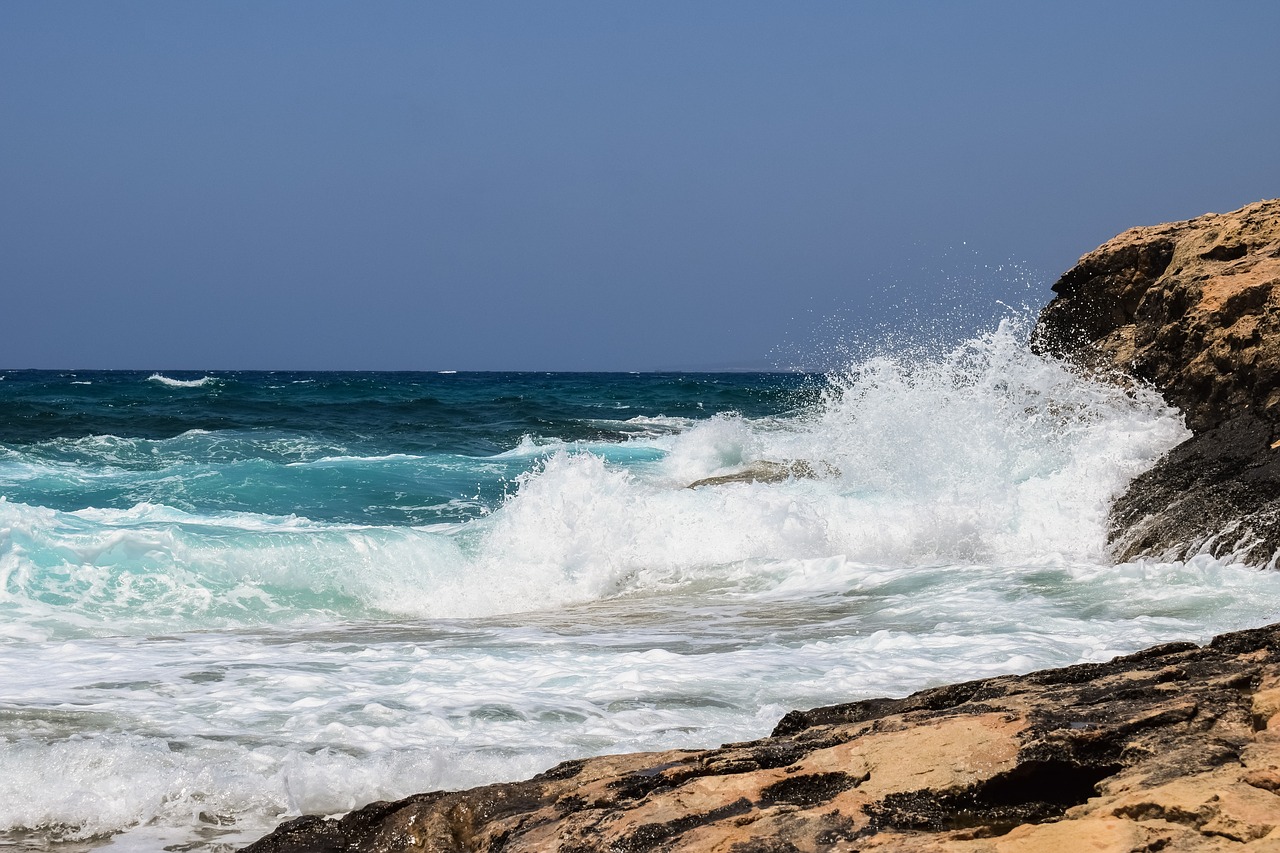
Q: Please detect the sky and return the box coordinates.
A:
[1,2,1277,371]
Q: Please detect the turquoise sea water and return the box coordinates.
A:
[4,324,1280,850]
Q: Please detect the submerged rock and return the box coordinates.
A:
[687,460,835,488]
[1033,199,1280,564]
[243,622,1280,852]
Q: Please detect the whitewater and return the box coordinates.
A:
[5,321,1280,851]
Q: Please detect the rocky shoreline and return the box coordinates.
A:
[1033,199,1280,565]
[243,201,1280,852]
[247,625,1280,852]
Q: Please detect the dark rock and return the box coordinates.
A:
[1110,412,1280,564]
[1033,198,1280,564]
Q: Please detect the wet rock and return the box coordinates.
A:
[242,623,1280,852]
[1033,198,1280,563]
[687,460,835,488]
[1109,412,1280,564]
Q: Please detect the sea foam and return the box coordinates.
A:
[0,322,1190,634]
[147,373,218,388]
[1,323,1250,851]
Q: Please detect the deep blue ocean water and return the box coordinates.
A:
[0,370,811,524]
[3,331,1279,850]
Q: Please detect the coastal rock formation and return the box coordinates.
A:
[1033,199,1280,564]
[244,623,1280,852]
[242,203,1280,852]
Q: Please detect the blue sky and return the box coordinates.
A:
[2,2,1277,370]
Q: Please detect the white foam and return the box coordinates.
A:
[0,731,549,843]
[147,373,218,388]
[67,501,324,529]
[489,434,566,458]
[428,320,1187,612]
[1,323,1240,851]
[6,549,1280,846]
[286,453,427,467]
[0,322,1192,632]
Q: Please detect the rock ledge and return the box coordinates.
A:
[245,624,1280,852]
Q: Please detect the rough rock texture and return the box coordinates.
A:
[243,623,1280,852]
[1032,199,1280,564]
[1108,413,1280,565]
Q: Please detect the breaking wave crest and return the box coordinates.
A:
[12,322,1280,853]
[0,322,1190,636]
[147,373,218,388]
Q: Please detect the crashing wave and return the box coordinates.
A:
[147,373,218,388]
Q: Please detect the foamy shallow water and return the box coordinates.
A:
[7,556,1280,851]
[2,323,1275,850]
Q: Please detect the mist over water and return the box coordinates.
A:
[4,321,1279,850]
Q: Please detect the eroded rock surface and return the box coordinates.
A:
[243,624,1280,852]
[1033,199,1280,563]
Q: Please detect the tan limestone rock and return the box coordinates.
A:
[1033,199,1280,564]
[243,625,1280,853]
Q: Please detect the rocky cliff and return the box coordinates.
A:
[1032,199,1280,564]
[242,202,1280,852]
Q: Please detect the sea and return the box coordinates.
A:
[4,320,1280,851]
